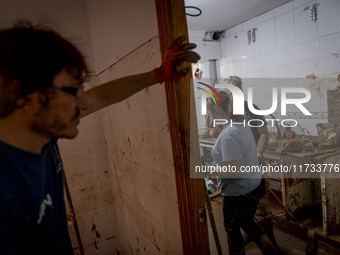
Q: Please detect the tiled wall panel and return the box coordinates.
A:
[215,0,340,135]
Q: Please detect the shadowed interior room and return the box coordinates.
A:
[0,0,340,254]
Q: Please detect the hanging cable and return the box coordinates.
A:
[185,6,202,17]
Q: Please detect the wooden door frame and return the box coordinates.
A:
[154,1,210,254]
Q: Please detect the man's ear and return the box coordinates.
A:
[16,97,26,107]
[21,92,41,111]
[6,80,38,109]
[7,80,28,108]
[4,79,21,105]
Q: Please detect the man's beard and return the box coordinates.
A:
[31,107,80,139]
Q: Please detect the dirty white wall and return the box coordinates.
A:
[85,0,182,254]
[216,0,340,136]
[60,77,116,254]
[0,0,183,254]
[0,0,95,72]
[188,31,221,60]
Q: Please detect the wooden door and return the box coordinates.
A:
[154,0,210,254]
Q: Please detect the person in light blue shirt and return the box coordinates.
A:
[212,121,262,196]
[208,90,279,255]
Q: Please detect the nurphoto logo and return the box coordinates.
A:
[196,82,312,128]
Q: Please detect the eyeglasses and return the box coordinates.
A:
[52,84,85,99]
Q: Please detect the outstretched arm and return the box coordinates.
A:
[80,36,200,118]
[80,71,158,118]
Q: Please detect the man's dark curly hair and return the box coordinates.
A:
[0,21,89,117]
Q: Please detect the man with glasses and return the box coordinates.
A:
[0,21,200,254]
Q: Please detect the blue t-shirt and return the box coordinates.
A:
[0,139,73,255]
[212,124,262,196]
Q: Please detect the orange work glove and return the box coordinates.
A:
[154,35,200,83]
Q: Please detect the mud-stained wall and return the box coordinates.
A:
[97,35,182,255]
[59,76,119,254]
[82,0,183,254]
[62,40,183,254]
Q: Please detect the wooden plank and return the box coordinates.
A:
[63,171,84,254]
[204,186,222,255]
[321,154,340,236]
[282,155,322,214]
[154,0,210,254]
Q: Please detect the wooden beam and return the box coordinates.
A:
[154,0,210,254]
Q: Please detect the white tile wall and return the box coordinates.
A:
[218,62,234,78]
[241,75,249,88]
[275,10,295,49]
[233,59,247,77]
[243,28,260,58]
[245,55,262,85]
[294,0,314,8]
[213,0,340,133]
[260,82,280,111]
[282,87,307,113]
[277,45,296,66]
[317,0,340,38]
[258,18,276,54]
[277,62,298,79]
[319,73,340,92]
[230,23,243,35]
[245,55,261,74]
[243,17,258,30]
[278,78,298,88]
[231,32,245,61]
[274,1,294,16]
[260,51,278,69]
[251,84,267,104]
[297,77,322,112]
[220,34,232,62]
[261,68,278,85]
[318,32,340,75]
[258,10,274,23]
[224,28,231,37]
[188,31,222,60]
[260,51,278,82]
[277,45,297,79]
[295,39,318,77]
[216,56,229,66]
[225,62,234,77]
[294,1,317,44]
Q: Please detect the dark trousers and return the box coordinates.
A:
[222,178,266,255]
